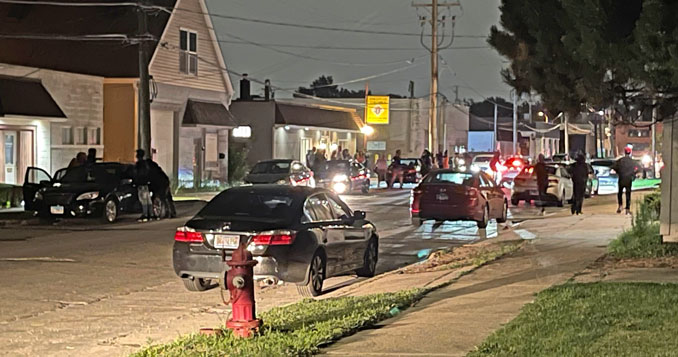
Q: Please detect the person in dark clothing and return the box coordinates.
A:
[569,153,589,215]
[613,146,637,214]
[420,149,432,176]
[147,159,176,219]
[435,151,444,168]
[68,152,87,168]
[86,148,97,165]
[534,154,549,215]
[489,151,501,181]
[389,149,405,188]
[134,149,154,222]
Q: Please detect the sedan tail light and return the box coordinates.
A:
[410,188,422,213]
[174,226,203,242]
[251,230,297,245]
[466,187,479,206]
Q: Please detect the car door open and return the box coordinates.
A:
[23,167,52,211]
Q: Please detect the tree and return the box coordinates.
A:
[297,75,404,98]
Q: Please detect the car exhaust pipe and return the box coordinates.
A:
[263,277,278,286]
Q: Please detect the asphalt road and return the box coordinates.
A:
[0,187,574,356]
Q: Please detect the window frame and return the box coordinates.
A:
[179,28,198,76]
[61,126,73,145]
[301,193,336,224]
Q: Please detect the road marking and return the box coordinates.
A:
[0,257,76,262]
[514,229,537,240]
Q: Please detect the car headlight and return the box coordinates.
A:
[76,191,99,201]
[415,166,421,172]
[276,179,288,185]
[332,182,348,194]
[34,191,43,201]
[333,174,349,182]
[458,158,466,166]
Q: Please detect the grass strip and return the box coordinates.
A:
[469,282,678,357]
[133,289,425,357]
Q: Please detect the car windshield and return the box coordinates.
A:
[425,172,475,185]
[58,165,122,184]
[250,161,291,174]
[198,190,301,222]
[400,159,419,166]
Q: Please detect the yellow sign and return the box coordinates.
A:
[365,95,390,124]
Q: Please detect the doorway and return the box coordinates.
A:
[3,131,17,184]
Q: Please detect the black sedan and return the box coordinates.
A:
[314,160,370,194]
[23,163,158,223]
[172,185,378,297]
[244,159,315,187]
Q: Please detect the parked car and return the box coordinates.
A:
[386,158,423,184]
[314,160,370,194]
[23,163,158,222]
[591,158,642,195]
[244,159,314,187]
[550,153,571,163]
[470,154,495,176]
[511,165,574,206]
[561,162,598,197]
[172,185,378,297]
[410,169,508,228]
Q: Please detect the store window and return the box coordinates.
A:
[87,127,101,145]
[61,126,73,145]
[75,127,86,145]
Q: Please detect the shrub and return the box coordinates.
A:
[228,148,249,184]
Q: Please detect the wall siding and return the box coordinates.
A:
[150,0,229,94]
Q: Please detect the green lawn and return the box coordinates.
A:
[470,282,678,357]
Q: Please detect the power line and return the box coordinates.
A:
[0,33,150,41]
[214,39,491,51]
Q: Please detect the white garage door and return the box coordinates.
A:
[151,109,174,176]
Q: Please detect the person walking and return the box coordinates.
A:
[134,149,154,222]
[389,150,405,188]
[535,154,549,215]
[569,153,589,215]
[489,151,501,181]
[147,157,176,219]
[613,146,637,214]
[420,149,432,176]
[306,147,316,170]
[442,150,450,169]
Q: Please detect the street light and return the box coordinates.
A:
[361,125,375,136]
[537,111,549,122]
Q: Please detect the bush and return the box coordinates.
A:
[641,191,660,221]
[228,148,249,184]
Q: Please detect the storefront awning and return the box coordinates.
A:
[182,99,237,127]
[275,103,361,132]
[0,76,66,118]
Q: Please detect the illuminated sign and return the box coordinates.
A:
[366,95,390,124]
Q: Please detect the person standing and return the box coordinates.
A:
[569,153,589,215]
[134,149,154,222]
[535,154,549,215]
[86,148,97,165]
[306,147,316,170]
[389,149,405,188]
[489,151,501,181]
[613,146,637,214]
[420,149,432,176]
[147,157,176,219]
[442,150,450,169]
[68,152,87,168]
[374,155,388,187]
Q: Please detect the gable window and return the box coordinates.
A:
[179,29,198,75]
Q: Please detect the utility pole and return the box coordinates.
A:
[511,90,518,155]
[493,102,498,151]
[413,0,460,153]
[564,113,570,156]
[137,0,151,158]
[652,100,657,178]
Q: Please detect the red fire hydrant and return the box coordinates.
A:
[224,241,261,338]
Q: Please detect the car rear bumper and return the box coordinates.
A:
[412,203,482,222]
[172,242,309,284]
[36,198,104,218]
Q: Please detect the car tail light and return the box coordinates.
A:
[174,226,203,242]
[410,188,422,213]
[251,230,297,245]
[549,178,559,185]
[466,187,479,206]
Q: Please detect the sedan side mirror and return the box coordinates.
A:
[353,210,366,220]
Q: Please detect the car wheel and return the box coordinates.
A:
[297,252,326,297]
[356,238,378,277]
[477,205,489,229]
[103,198,119,223]
[557,190,566,207]
[153,196,166,218]
[182,277,211,292]
[511,197,519,206]
[497,200,508,223]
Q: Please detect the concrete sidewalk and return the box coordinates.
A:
[323,207,631,356]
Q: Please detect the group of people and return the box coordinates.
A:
[532,147,636,216]
[371,148,451,189]
[305,146,367,171]
[66,148,176,222]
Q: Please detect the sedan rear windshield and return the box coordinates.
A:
[473,156,492,163]
[250,162,291,174]
[198,190,301,221]
[400,159,419,166]
[424,172,475,185]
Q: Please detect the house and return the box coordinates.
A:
[0,0,235,189]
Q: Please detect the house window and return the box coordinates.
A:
[179,29,198,75]
[61,126,73,145]
[87,127,101,145]
[627,129,650,138]
[74,127,86,145]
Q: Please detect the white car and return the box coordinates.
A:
[511,165,574,206]
[471,154,496,175]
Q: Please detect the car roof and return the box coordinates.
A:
[255,159,294,164]
[224,184,326,198]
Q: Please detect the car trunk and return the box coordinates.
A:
[186,217,291,253]
[419,183,470,214]
[245,173,289,184]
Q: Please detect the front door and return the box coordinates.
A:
[4,131,17,184]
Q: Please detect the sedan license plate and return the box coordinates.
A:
[213,234,240,249]
[50,205,65,215]
[436,193,449,201]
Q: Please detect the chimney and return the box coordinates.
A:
[264,79,271,101]
[240,74,251,101]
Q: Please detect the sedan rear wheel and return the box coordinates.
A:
[477,205,489,229]
[297,252,325,297]
[356,238,378,277]
[557,190,566,207]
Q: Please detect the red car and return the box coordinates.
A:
[410,169,508,228]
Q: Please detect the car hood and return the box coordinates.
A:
[186,216,292,232]
[43,182,103,195]
[245,173,289,184]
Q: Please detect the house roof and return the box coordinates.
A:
[274,102,361,132]
[0,75,66,118]
[0,0,175,77]
[182,99,237,127]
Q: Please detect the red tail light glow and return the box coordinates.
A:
[466,187,479,206]
[251,230,297,245]
[174,226,204,242]
[410,188,422,213]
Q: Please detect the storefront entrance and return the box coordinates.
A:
[0,128,35,185]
